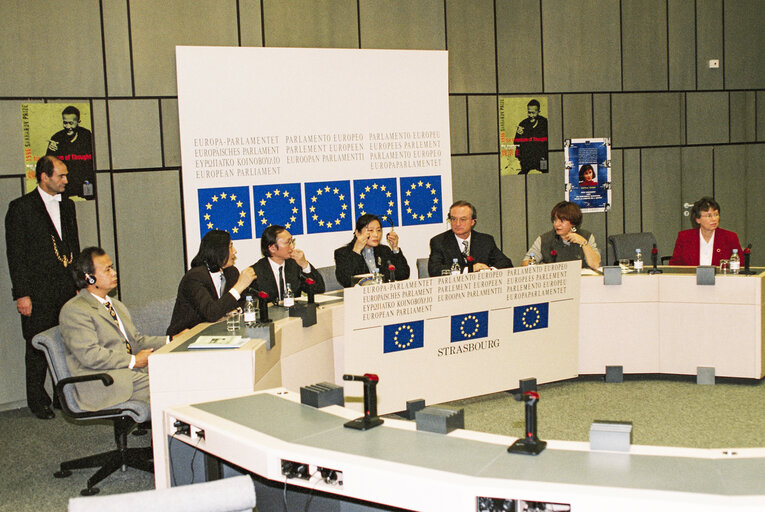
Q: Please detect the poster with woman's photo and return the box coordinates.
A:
[564,138,610,212]
[499,97,549,175]
[21,103,96,200]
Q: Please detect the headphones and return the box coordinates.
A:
[84,273,96,286]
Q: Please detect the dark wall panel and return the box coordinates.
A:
[468,96,499,154]
[446,0,496,94]
[562,94,593,140]
[713,145,747,237]
[724,0,765,89]
[621,0,668,91]
[696,0,724,91]
[686,92,729,144]
[730,92,756,144]
[612,93,683,147]
[542,0,622,92]
[641,147,683,255]
[130,0,240,97]
[360,0,445,50]
[668,0,696,91]
[497,0,543,93]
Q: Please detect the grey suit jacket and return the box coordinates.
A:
[59,289,165,411]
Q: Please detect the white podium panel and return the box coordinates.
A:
[579,269,765,378]
[343,262,582,414]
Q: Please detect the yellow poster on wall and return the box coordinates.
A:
[498,97,549,176]
[21,103,96,200]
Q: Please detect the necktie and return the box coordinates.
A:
[278,266,285,300]
[462,240,469,258]
[220,273,226,298]
[104,301,132,354]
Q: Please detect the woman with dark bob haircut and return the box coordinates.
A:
[166,230,256,337]
[521,201,601,269]
[334,214,410,288]
[669,196,742,266]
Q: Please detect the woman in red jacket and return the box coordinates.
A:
[669,197,742,266]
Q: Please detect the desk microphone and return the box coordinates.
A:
[741,243,754,275]
[387,260,395,282]
[342,373,383,430]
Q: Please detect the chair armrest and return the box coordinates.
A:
[55,373,125,419]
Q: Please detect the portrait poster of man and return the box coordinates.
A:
[499,96,549,175]
[21,103,96,200]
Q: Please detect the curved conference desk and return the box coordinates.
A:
[150,266,765,508]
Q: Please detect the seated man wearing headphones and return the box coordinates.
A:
[59,247,167,410]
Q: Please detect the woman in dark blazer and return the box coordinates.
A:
[334,214,410,288]
[166,230,256,337]
[669,197,743,266]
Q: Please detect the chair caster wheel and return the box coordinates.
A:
[54,469,72,478]
[81,487,100,496]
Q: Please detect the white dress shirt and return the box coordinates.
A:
[37,186,62,239]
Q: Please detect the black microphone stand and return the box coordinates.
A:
[740,244,755,275]
[648,244,663,274]
[343,373,384,430]
[507,391,546,455]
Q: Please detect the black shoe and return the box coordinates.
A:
[32,406,55,420]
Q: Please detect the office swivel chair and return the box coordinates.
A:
[32,326,153,496]
[608,232,671,265]
[317,265,342,291]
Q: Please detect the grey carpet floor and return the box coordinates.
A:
[3,376,764,511]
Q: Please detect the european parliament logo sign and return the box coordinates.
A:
[252,183,304,237]
[400,175,442,226]
[451,311,489,342]
[197,186,252,240]
[305,180,353,234]
[513,302,549,333]
[353,177,398,226]
[383,320,424,354]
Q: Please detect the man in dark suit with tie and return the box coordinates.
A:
[5,156,80,419]
[59,247,166,411]
[427,200,513,277]
[250,225,325,303]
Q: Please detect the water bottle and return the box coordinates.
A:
[372,267,384,284]
[527,252,536,266]
[243,295,257,327]
[634,248,644,272]
[730,249,740,274]
[450,258,461,275]
[283,283,294,307]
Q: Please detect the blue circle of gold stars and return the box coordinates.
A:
[459,314,481,339]
[309,185,348,228]
[393,324,415,349]
[257,187,299,230]
[203,191,247,234]
[357,181,396,222]
[521,306,541,329]
[403,180,439,222]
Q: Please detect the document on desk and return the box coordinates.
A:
[188,335,247,349]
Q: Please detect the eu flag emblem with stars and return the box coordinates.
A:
[197,186,252,240]
[252,183,304,237]
[383,320,424,354]
[451,311,489,342]
[353,178,398,226]
[513,302,549,333]
[305,180,353,234]
[400,175,442,226]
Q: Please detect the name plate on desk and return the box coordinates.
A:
[343,262,582,414]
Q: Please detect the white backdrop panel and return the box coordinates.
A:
[176,46,452,269]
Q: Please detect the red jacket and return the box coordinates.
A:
[669,228,743,266]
